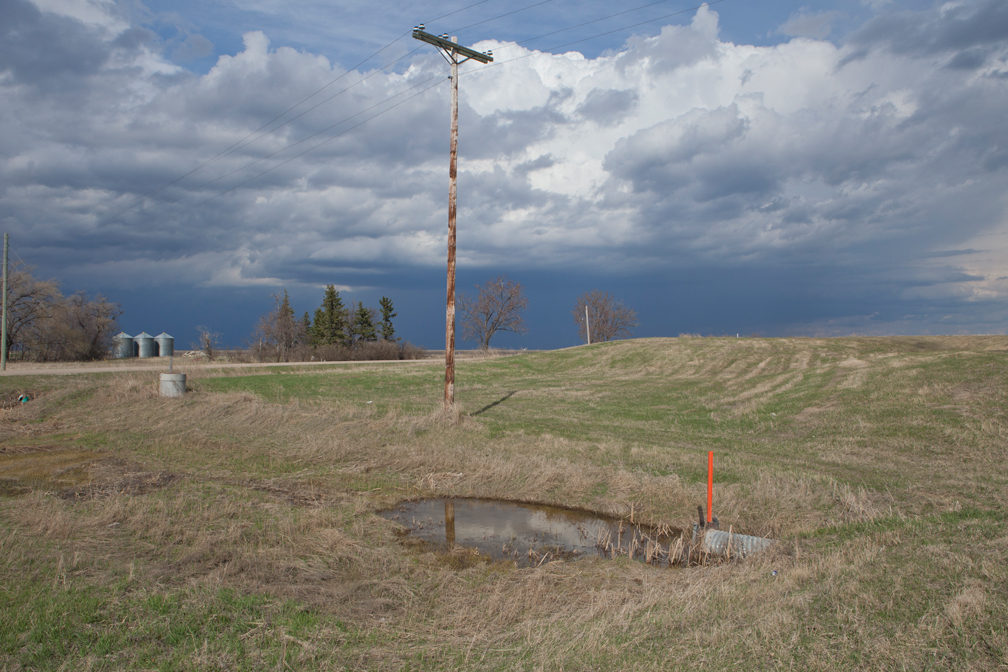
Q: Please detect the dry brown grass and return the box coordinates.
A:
[1,336,1006,669]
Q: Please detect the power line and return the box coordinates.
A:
[441,0,560,35]
[193,48,424,167]
[81,0,553,234]
[82,47,430,234]
[426,0,498,23]
[78,0,731,235]
[122,0,508,206]
[83,40,422,233]
[130,71,449,229]
[505,0,695,46]
[124,74,450,236]
[459,0,730,73]
[203,0,728,195]
[131,1,729,229]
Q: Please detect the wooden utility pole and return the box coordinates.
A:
[1,233,7,371]
[412,26,493,408]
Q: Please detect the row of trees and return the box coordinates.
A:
[252,286,401,362]
[2,262,122,361]
[248,277,638,360]
[458,275,638,349]
[0,261,637,361]
[306,286,396,347]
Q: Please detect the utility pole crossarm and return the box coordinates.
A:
[412,28,493,63]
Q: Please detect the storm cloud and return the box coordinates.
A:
[2,0,1007,346]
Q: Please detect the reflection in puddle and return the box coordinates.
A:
[380,498,685,567]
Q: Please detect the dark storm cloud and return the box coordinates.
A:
[604,105,752,195]
[461,88,574,161]
[0,0,111,85]
[3,0,1008,344]
[847,0,1008,68]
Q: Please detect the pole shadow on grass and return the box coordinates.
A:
[471,391,517,416]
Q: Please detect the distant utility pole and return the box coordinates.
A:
[412,25,493,409]
[1,233,7,371]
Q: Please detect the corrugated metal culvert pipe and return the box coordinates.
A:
[702,527,773,558]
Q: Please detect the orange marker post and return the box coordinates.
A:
[707,451,713,524]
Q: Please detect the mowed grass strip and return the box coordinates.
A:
[200,337,1008,508]
[0,336,1006,669]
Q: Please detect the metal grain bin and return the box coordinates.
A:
[134,332,155,358]
[155,332,174,357]
[113,332,134,359]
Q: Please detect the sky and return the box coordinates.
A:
[2,0,1007,350]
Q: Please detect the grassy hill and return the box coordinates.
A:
[1,336,1006,669]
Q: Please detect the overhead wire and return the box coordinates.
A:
[440,0,560,34]
[175,0,730,224]
[81,0,559,234]
[426,0,497,23]
[84,36,413,229]
[125,73,451,236]
[80,45,429,234]
[82,0,730,236]
[460,0,730,71]
[200,0,516,166]
[10,249,28,268]
[82,41,420,233]
[503,0,700,46]
[127,70,450,231]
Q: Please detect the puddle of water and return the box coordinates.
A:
[0,449,106,497]
[380,498,685,568]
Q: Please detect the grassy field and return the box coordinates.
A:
[0,336,1006,670]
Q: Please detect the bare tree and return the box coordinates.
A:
[27,293,122,362]
[3,261,61,358]
[3,262,122,361]
[572,290,638,343]
[252,290,298,361]
[57,292,122,360]
[194,325,221,361]
[458,275,529,350]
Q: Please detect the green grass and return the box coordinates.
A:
[197,338,1005,505]
[1,336,1007,669]
[0,573,351,670]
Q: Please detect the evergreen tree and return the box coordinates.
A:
[300,311,311,345]
[351,301,377,343]
[310,307,325,346]
[318,285,349,346]
[379,296,397,342]
[277,290,296,359]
